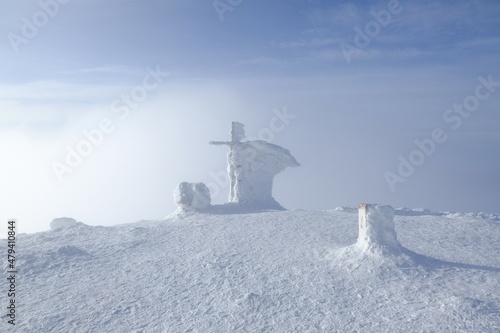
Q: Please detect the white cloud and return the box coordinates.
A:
[59,65,143,76]
[0,81,126,103]
[235,57,293,66]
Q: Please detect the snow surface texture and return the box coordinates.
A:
[173,182,211,213]
[12,208,500,332]
[49,217,80,230]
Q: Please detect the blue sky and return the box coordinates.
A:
[1,0,500,234]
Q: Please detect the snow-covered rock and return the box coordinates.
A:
[174,182,211,212]
[356,204,402,254]
[50,217,79,230]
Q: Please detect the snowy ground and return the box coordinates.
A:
[5,208,500,332]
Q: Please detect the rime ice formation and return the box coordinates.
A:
[356,204,402,254]
[174,182,211,212]
[230,121,245,142]
[172,122,299,214]
[210,122,299,210]
[50,217,79,230]
[227,140,300,209]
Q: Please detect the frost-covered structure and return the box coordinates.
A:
[174,182,211,212]
[210,122,300,210]
[357,204,402,254]
[50,217,79,230]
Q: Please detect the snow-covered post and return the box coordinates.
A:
[357,204,402,254]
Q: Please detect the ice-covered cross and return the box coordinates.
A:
[210,122,299,210]
[209,122,246,147]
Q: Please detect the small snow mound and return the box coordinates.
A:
[395,207,434,216]
[50,217,80,230]
[475,212,500,221]
[445,211,500,221]
[394,207,500,221]
[333,206,357,213]
[174,182,211,213]
[356,204,402,255]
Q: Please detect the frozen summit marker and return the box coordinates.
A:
[357,203,402,255]
[210,122,300,210]
[172,121,299,214]
[209,121,246,147]
[209,122,248,204]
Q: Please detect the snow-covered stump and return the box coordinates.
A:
[357,204,402,255]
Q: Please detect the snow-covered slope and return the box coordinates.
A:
[8,208,500,332]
